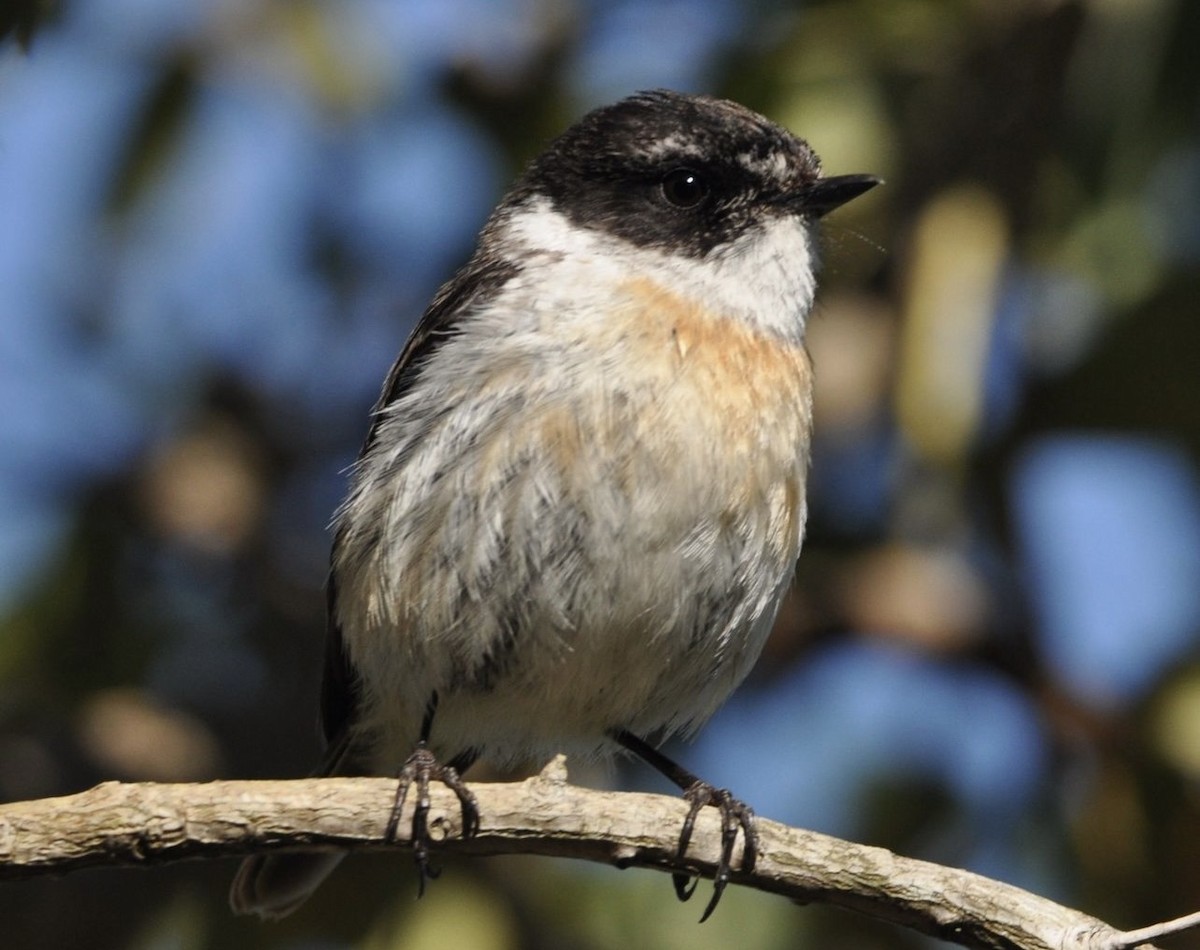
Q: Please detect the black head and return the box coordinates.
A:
[513,90,878,258]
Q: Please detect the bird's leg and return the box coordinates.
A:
[612,729,758,922]
[385,693,481,896]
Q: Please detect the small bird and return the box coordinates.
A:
[231,89,878,922]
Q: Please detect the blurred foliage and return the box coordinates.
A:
[1,0,1199,948]
[0,0,59,50]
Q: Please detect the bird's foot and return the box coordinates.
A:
[384,742,480,896]
[672,780,758,922]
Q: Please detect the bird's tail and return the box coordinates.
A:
[229,849,346,920]
[229,735,358,920]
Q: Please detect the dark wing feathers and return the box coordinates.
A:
[362,256,523,455]
[318,565,358,751]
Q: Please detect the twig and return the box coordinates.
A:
[0,756,1190,950]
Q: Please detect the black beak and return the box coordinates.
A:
[796,174,882,218]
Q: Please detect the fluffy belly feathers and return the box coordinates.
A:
[335,276,813,766]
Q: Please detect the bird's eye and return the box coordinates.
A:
[660,168,709,208]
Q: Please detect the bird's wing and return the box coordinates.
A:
[318,255,522,758]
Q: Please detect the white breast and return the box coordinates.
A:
[334,206,816,769]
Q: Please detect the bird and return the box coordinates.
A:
[230,88,879,922]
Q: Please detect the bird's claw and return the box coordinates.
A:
[385,742,480,897]
[673,780,758,922]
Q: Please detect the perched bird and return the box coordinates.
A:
[231,89,878,922]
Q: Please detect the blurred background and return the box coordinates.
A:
[1,0,1198,947]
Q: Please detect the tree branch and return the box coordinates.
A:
[0,756,1189,949]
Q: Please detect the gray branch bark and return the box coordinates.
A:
[0,756,1182,949]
